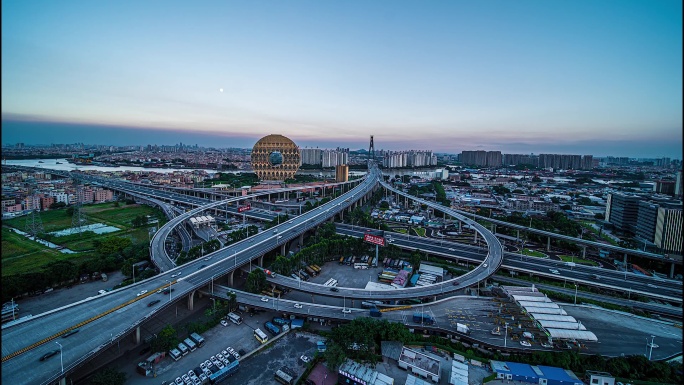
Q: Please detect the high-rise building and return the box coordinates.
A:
[655,203,682,254]
[675,170,682,199]
[335,164,349,183]
[460,150,501,167]
[605,193,641,234]
[300,148,323,165]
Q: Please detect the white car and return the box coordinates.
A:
[342,308,352,314]
[647,283,658,288]
[294,303,303,309]
[261,297,269,302]
[220,320,228,326]
[171,274,177,278]
[215,361,225,369]
[204,360,213,368]
[300,355,311,363]
[549,269,560,275]
[175,377,183,385]
[448,248,455,251]
[520,340,532,347]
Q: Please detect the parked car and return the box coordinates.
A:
[39,350,60,362]
[220,320,228,326]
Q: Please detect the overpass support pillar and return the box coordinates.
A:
[59,378,66,385]
[187,290,195,311]
[582,246,586,259]
[135,326,141,344]
[474,231,478,243]
[547,236,551,251]
[433,296,437,302]
[670,262,675,279]
[230,269,235,286]
[623,253,628,268]
[339,210,343,220]
[281,244,286,256]
[299,234,304,247]
[258,255,264,266]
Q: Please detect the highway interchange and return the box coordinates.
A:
[1,164,682,385]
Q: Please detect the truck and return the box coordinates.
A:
[264,269,277,278]
[264,321,281,336]
[369,308,382,317]
[456,323,470,335]
[413,313,435,325]
[272,317,290,327]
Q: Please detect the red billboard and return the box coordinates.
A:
[363,233,386,247]
[238,205,251,213]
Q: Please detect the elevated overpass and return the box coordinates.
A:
[0,167,378,385]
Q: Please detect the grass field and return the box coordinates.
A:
[522,248,547,258]
[412,227,426,237]
[558,254,599,266]
[2,202,165,276]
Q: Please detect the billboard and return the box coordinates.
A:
[238,205,251,213]
[364,233,386,247]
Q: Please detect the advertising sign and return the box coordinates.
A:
[363,233,386,247]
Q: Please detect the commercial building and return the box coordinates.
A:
[489,360,583,385]
[605,193,641,234]
[335,164,349,183]
[398,347,441,383]
[338,359,394,385]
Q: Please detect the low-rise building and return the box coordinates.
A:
[398,347,440,383]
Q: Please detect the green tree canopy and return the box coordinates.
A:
[90,367,127,385]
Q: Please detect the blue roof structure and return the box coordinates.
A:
[537,366,582,384]
[490,361,583,385]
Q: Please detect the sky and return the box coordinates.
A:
[2,0,682,158]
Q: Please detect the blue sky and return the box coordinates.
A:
[2,0,682,158]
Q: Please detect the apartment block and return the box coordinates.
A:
[335,164,349,183]
[655,204,683,254]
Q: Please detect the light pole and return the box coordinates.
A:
[648,335,656,360]
[55,341,63,374]
[504,322,508,348]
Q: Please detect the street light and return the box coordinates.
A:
[55,341,63,374]
[648,335,656,360]
[504,322,508,348]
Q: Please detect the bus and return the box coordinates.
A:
[298,270,310,281]
[264,321,281,336]
[311,265,321,273]
[274,369,293,385]
[254,328,269,344]
[354,263,368,269]
[184,338,197,352]
[169,348,182,361]
[227,312,242,325]
[324,278,338,287]
[305,266,317,277]
[190,332,205,347]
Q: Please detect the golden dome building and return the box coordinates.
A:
[251,134,301,181]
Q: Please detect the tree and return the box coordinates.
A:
[94,237,133,256]
[379,201,390,210]
[152,325,178,353]
[246,269,267,293]
[323,343,348,370]
[66,206,74,217]
[594,213,604,220]
[90,367,126,385]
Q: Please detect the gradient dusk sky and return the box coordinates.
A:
[2,0,682,158]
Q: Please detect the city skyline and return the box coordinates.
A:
[2,0,682,158]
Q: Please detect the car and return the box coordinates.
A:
[549,269,560,275]
[483,263,488,268]
[647,283,658,288]
[342,308,352,314]
[188,370,196,378]
[39,349,60,361]
[300,355,311,363]
[520,340,532,347]
[62,328,80,338]
[330,287,339,292]
[233,352,241,359]
[261,297,269,302]
[448,248,455,251]
[220,320,228,326]
[204,360,213,368]
[452,281,459,286]
[215,361,225,369]
[294,303,303,309]
[222,350,228,356]
[199,374,207,383]
[175,377,183,385]
[148,299,161,307]
[181,375,190,383]
[98,289,107,295]
[204,257,211,261]
[200,362,206,370]
[227,347,235,354]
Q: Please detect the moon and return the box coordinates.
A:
[219,88,223,93]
